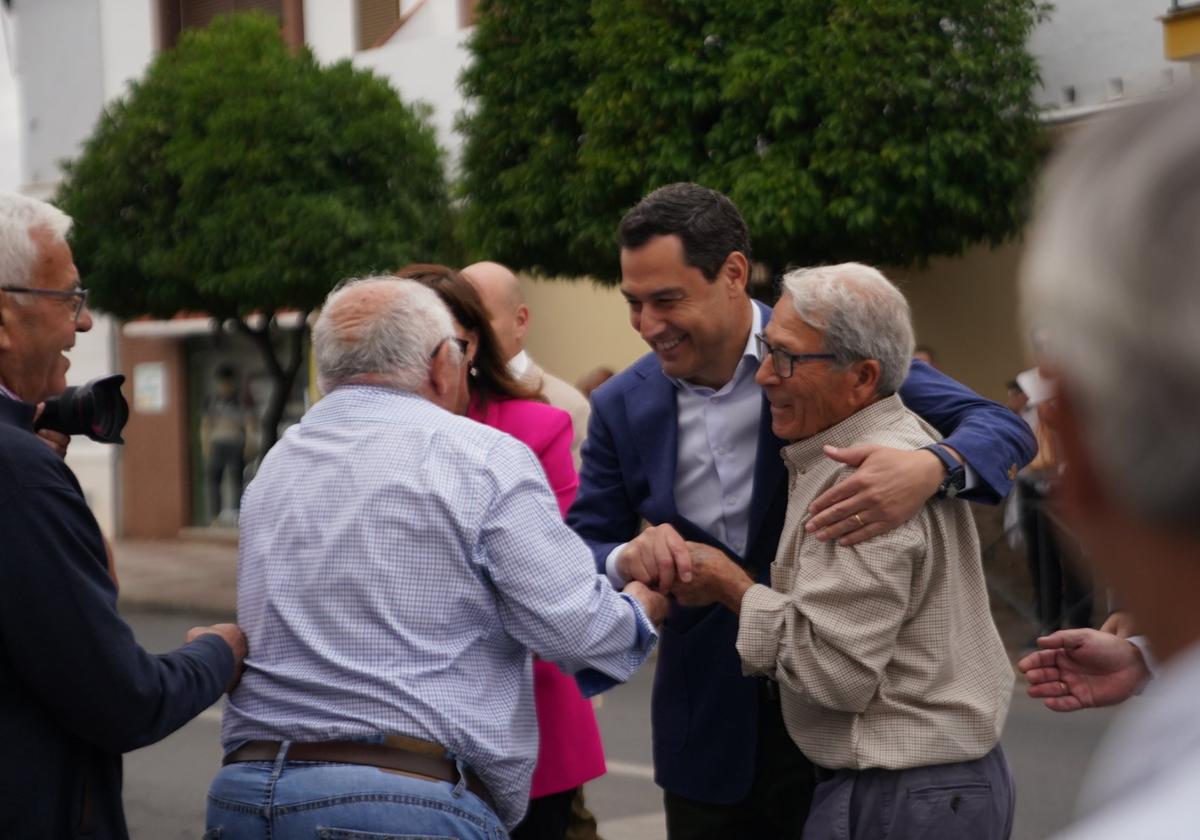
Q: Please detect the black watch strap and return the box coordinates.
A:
[924,444,967,499]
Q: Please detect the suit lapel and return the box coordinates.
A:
[745,299,788,558]
[625,364,681,522]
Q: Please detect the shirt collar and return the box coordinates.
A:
[0,382,18,402]
[507,349,531,379]
[780,394,906,472]
[668,297,761,393]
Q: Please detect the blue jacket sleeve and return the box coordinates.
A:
[0,483,234,755]
[566,391,641,573]
[898,360,1037,504]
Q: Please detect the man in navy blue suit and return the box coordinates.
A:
[566,183,1036,839]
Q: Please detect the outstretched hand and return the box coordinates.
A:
[806,445,945,545]
[670,542,754,613]
[1017,628,1150,712]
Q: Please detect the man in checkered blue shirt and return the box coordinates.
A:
[206,277,666,839]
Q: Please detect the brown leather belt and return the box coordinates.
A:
[223,738,495,811]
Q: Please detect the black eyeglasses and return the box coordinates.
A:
[431,336,471,360]
[2,285,89,323]
[754,332,834,379]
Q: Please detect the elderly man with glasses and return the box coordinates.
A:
[0,192,247,838]
[672,263,1016,840]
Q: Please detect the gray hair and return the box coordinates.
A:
[0,192,73,295]
[313,276,458,394]
[781,263,914,395]
[1020,94,1200,532]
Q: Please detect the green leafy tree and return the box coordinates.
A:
[460,0,1048,282]
[57,12,452,451]
[456,0,593,275]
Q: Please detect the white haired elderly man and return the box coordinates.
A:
[0,192,246,838]
[208,277,666,839]
[672,263,1015,839]
[1015,95,1200,838]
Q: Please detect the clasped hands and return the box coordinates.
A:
[617,524,754,614]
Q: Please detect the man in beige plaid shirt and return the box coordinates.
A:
[673,263,1015,839]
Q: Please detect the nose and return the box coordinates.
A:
[754,354,777,387]
[638,306,665,341]
[76,303,94,333]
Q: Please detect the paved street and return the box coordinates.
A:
[123,607,1119,839]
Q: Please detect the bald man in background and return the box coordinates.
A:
[463,262,591,469]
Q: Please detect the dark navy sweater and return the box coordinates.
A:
[0,397,233,838]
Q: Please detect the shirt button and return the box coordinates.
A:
[716,447,727,456]
[725,496,737,506]
[711,396,722,404]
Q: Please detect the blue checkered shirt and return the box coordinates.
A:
[222,386,657,827]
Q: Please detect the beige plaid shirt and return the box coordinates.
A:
[737,395,1013,770]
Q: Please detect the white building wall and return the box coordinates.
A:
[304,0,356,65]
[98,0,156,102]
[1030,0,1181,112]
[12,0,122,535]
[354,28,470,172]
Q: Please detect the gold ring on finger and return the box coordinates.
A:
[853,513,865,528]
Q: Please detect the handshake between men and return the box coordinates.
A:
[617,522,754,613]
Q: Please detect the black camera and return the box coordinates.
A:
[35,374,130,444]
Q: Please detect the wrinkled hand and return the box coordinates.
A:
[32,403,70,459]
[670,542,754,613]
[187,623,249,694]
[623,580,669,626]
[1100,610,1136,639]
[617,523,693,594]
[1017,628,1150,712]
[806,445,945,545]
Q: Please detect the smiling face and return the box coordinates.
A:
[0,226,93,404]
[755,294,873,442]
[619,234,750,389]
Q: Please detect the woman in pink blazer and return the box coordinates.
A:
[398,264,604,840]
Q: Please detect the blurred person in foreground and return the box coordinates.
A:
[1016,94,1200,837]
[463,260,591,469]
[208,277,664,839]
[672,264,1015,840]
[0,191,246,838]
[567,182,1035,838]
[400,263,602,840]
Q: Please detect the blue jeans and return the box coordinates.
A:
[205,744,508,840]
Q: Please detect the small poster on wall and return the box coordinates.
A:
[133,362,167,414]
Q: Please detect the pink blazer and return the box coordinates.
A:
[467,396,605,797]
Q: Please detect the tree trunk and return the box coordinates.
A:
[235,312,310,457]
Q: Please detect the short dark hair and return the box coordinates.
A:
[618,183,751,281]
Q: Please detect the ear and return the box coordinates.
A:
[1052,385,1112,530]
[847,359,881,408]
[0,295,13,351]
[720,252,750,296]
[427,341,459,402]
[514,303,530,339]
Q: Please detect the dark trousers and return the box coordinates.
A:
[663,682,815,840]
[207,440,245,520]
[802,744,1014,840]
[1019,477,1091,632]
[510,787,577,840]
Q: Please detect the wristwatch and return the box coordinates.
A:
[924,444,967,499]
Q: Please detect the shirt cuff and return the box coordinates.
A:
[604,543,629,589]
[574,590,658,699]
[1127,635,1158,691]
[734,583,790,675]
[962,461,979,493]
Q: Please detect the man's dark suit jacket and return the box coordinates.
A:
[0,397,234,839]
[566,298,1036,805]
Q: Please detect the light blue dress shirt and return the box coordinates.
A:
[223,386,656,828]
[606,302,762,585]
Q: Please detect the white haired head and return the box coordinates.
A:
[313,277,458,394]
[780,262,914,396]
[1021,94,1200,533]
[0,193,73,295]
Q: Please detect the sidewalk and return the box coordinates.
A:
[114,536,238,617]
